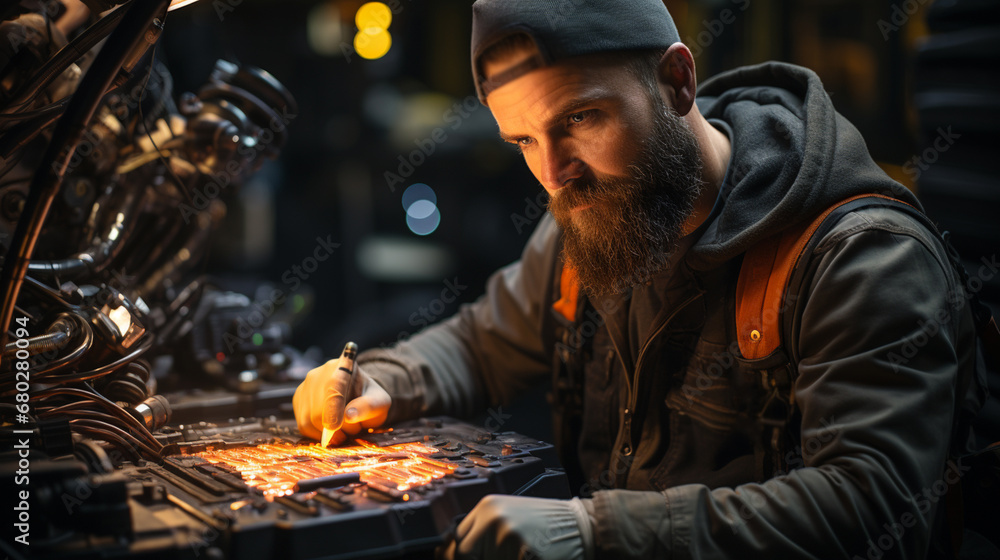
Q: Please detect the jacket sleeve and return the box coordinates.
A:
[580,210,977,559]
[357,214,560,424]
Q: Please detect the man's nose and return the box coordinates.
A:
[538,142,584,192]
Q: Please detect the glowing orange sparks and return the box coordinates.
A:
[192,441,455,498]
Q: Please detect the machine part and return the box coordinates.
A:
[0,0,171,354]
[131,394,172,430]
[16,417,569,560]
[83,283,148,353]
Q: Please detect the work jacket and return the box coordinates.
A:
[358,62,983,559]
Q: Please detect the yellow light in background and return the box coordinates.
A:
[356,2,392,30]
[355,28,392,60]
[353,2,393,60]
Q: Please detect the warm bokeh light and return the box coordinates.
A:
[355,2,392,31]
[354,28,392,60]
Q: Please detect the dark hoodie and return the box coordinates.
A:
[694,62,920,269]
[359,62,978,559]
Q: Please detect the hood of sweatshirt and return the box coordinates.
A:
[688,61,919,271]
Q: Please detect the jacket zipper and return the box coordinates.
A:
[608,290,704,484]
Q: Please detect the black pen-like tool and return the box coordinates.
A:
[322,341,359,447]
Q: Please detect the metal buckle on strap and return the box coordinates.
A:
[756,364,795,453]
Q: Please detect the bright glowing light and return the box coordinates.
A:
[194,441,453,498]
[355,28,392,60]
[108,306,132,337]
[356,2,392,30]
[406,206,440,236]
[406,200,436,220]
[403,183,440,235]
[168,0,201,11]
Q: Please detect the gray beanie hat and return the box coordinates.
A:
[471,0,681,104]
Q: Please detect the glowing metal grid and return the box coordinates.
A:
[194,440,455,498]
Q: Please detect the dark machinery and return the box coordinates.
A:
[2,416,569,559]
[0,0,301,471]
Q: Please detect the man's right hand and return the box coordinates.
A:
[292,360,392,445]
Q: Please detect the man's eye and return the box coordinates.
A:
[517,137,534,148]
[568,111,591,125]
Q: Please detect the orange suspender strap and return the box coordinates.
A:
[553,264,581,322]
[736,193,913,361]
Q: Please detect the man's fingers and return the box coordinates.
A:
[321,359,352,430]
[456,498,496,556]
[439,540,458,560]
[326,428,348,446]
[293,359,393,444]
[344,382,391,426]
[297,410,321,440]
[293,382,322,439]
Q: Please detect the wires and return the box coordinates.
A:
[32,384,165,459]
[0,312,92,387]
[0,98,70,123]
[69,422,144,462]
[2,3,129,115]
[1,314,71,357]
[69,416,158,460]
[51,334,152,383]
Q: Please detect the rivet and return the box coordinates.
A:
[750,330,761,341]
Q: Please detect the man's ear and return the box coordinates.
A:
[657,43,696,116]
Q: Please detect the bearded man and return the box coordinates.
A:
[294,1,984,558]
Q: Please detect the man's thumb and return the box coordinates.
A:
[344,390,390,424]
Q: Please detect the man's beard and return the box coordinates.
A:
[548,102,704,297]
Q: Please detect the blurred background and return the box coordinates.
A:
[155,0,999,364]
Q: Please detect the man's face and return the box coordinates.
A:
[486,49,704,296]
